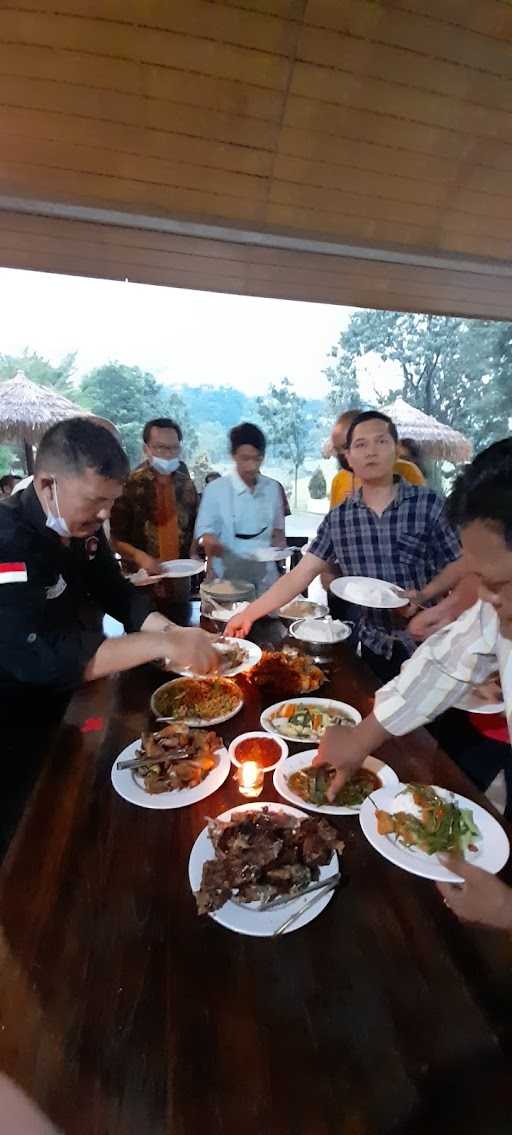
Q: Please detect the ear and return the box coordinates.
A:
[37,473,55,495]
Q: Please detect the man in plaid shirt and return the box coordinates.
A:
[226,411,461,681]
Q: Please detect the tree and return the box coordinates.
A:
[196,420,227,464]
[308,467,327,499]
[191,452,211,492]
[325,310,512,454]
[256,377,307,507]
[324,339,362,414]
[0,349,77,396]
[79,362,197,466]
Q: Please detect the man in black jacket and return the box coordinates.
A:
[0,418,218,849]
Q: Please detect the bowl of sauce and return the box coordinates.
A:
[229,731,288,772]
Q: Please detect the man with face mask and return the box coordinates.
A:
[0,417,218,712]
[0,418,218,848]
[111,417,198,603]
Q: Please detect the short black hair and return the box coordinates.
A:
[346,410,398,448]
[447,439,512,546]
[143,418,182,444]
[399,437,421,460]
[0,474,19,491]
[35,417,129,481]
[229,422,266,456]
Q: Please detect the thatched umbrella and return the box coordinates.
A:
[0,371,88,472]
[381,397,473,463]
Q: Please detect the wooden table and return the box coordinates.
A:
[1,607,512,1135]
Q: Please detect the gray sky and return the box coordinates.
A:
[0,267,355,399]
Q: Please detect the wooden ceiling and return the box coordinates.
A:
[0,0,512,317]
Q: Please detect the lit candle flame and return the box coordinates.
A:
[237,759,264,797]
[240,761,259,789]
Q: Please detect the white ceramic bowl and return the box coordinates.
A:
[228,730,288,773]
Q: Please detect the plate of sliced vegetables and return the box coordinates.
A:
[261,697,361,743]
[274,750,398,815]
[359,782,510,882]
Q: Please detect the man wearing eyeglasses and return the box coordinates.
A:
[111,417,198,602]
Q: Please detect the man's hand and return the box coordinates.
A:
[271,528,287,549]
[407,603,452,641]
[224,608,255,638]
[313,711,390,801]
[142,612,177,633]
[200,533,224,559]
[137,551,162,576]
[162,626,220,675]
[471,672,502,705]
[437,855,512,930]
[313,727,366,801]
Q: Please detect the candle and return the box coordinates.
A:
[237,760,264,798]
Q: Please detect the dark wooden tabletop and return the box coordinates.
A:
[1,605,512,1135]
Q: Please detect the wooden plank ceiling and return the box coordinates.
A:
[0,0,511,316]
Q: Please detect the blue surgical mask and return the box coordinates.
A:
[45,480,71,538]
[149,456,180,475]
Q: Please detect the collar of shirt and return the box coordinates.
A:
[352,476,416,511]
[230,470,262,496]
[22,481,53,535]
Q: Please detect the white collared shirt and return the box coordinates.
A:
[374,599,512,741]
[194,470,284,581]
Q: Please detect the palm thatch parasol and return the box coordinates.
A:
[381,397,473,463]
[0,371,88,472]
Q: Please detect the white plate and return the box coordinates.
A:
[127,559,205,585]
[248,546,299,562]
[455,692,505,715]
[261,696,362,744]
[188,801,339,936]
[279,600,328,621]
[172,638,262,679]
[201,601,249,623]
[330,575,409,609]
[151,678,244,726]
[111,739,230,810]
[274,752,399,815]
[290,618,352,644]
[159,558,205,578]
[359,783,510,883]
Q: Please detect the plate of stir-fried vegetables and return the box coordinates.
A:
[261,697,361,743]
[274,751,398,815]
[111,724,230,809]
[360,783,510,882]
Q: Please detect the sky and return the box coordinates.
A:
[0,267,400,402]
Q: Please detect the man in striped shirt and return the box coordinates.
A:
[314,438,512,931]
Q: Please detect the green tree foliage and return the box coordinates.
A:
[308,467,327,499]
[196,420,227,463]
[326,310,512,452]
[324,338,362,414]
[0,349,77,396]
[256,377,307,506]
[179,384,254,431]
[191,452,211,493]
[79,362,198,466]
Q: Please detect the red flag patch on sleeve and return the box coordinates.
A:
[0,562,27,583]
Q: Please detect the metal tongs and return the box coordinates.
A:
[117,747,188,771]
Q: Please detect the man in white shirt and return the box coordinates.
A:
[314,438,512,932]
[194,422,285,596]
